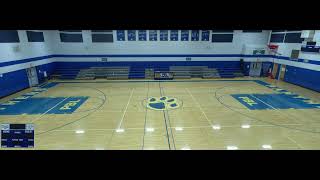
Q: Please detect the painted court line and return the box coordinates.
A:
[246,124,304,127]
[159,84,175,150]
[286,136,304,149]
[31,97,69,123]
[186,88,213,126]
[141,81,150,150]
[250,94,306,122]
[117,88,134,130]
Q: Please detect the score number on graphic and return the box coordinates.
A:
[1,124,34,148]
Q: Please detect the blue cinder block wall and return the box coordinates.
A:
[0,69,29,98]
[2,30,320,99]
[54,61,241,69]
[284,65,320,92]
[36,62,56,84]
[243,62,273,76]
[0,63,56,98]
[266,30,320,93]
[55,60,242,79]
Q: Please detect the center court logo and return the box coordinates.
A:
[143,96,182,111]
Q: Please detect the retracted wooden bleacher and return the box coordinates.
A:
[169,66,220,79]
[218,67,244,78]
[51,68,81,79]
[52,66,244,80]
[75,67,130,80]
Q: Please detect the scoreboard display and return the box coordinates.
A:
[154,72,174,80]
[1,124,34,148]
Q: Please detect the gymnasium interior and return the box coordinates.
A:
[0,30,320,150]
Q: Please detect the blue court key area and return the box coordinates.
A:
[232,94,320,110]
[0,97,88,115]
[49,97,89,114]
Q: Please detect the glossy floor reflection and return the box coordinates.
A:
[1,77,320,150]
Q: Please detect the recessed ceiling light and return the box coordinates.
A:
[212,125,221,130]
[146,128,154,132]
[227,146,238,150]
[241,124,250,129]
[262,144,272,149]
[75,130,85,134]
[116,129,124,133]
[175,127,183,131]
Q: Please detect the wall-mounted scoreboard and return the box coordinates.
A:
[1,124,34,148]
[154,71,174,80]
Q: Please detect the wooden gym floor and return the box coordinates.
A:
[1,77,320,150]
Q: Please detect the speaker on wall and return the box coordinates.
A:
[13,45,20,52]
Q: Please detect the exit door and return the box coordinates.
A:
[272,63,279,78]
[279,64,286,80]
[26,67,39,87]
[249,61,262,77]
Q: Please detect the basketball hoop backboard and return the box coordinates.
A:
[267,44,282,56]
